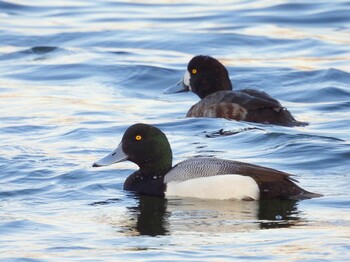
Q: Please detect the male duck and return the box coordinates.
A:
[93,123,320,200]
[164,55,307,127]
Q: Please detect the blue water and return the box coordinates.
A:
[1,0,350,261]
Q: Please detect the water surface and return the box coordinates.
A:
[1,0,350,261]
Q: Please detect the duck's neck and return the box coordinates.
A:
[196,74,232,99]
[124,164,171,197]
[139,159,172,177]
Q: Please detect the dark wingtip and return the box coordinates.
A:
[291,191,323,200]
[92,163,100,168]
[295,121,309,127]
[305,192,323,199]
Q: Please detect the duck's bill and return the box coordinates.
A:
[163,80,189,94]
[92,142,128,167]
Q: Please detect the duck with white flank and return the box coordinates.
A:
[93,123,321,200]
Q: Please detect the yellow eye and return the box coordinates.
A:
[191,69,197,74]
[135,135,142,141]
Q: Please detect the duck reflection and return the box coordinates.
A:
[125,195,301,236]
[128,195,169,236]
[258,199,300,229]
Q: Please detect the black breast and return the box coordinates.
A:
[123,171,166,197]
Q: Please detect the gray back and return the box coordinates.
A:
[164,157,293,183]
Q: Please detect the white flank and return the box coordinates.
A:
[165,175,260,200]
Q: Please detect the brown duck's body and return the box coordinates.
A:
[187,89,307,127]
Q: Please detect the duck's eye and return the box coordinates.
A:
[191,69,197,75]
[135,135,142,141]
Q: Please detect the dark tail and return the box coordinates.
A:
[290,190,323,200]
[246,107,308,127]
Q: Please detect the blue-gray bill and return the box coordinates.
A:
[163,80,189,94]
[92,142,128,167]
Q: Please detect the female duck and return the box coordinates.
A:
[164,55,307,127]
[93,123,320,200]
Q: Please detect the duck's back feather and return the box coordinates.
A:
[164,157,292,182]
[240,88,282,107]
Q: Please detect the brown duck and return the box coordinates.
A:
[164,55,307,127]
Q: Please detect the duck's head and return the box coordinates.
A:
[93,123,173,175]
[164,55,233,99]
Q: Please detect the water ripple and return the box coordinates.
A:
[0,0,349,261]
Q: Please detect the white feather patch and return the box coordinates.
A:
[165,174,260,200]
[183,70,191,90]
